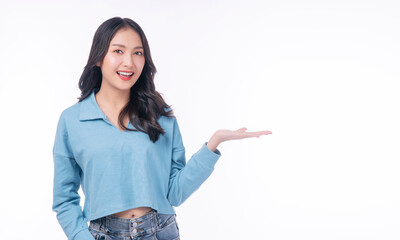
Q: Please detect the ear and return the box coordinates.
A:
[96,61,101,67]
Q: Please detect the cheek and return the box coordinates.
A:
[103,55,120,69]
[136,58,146,70]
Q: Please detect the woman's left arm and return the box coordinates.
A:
[167,118,272,207]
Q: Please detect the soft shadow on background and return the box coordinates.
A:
[0,1,399,239]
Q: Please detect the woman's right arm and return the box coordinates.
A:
[52,112,94,240]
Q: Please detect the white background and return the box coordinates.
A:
[0,0,399,239]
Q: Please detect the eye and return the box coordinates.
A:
[114,49,123,54]
[135,51,143,56]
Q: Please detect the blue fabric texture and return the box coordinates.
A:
[52,88,222,240]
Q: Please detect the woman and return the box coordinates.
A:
[52,16,272,240]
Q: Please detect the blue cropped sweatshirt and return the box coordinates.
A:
[52,88,222,240]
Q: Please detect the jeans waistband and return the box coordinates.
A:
[90,209,158,236]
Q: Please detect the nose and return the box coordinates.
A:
[122,54,134,67]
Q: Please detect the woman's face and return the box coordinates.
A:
[96,27,145,91]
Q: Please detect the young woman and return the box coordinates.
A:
[52,17,272,240]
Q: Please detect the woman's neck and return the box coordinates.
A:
[95,86,130,112]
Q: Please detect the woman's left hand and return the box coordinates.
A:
[215,127,272,142]
[206,127,272,152]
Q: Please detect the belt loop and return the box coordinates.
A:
[154,209,159,228]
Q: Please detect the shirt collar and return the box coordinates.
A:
[79,87,107,121]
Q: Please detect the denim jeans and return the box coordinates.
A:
[88,209,180,240]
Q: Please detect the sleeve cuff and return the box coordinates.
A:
[194,142,222,169]
[72,228,95,240]
[205,141,222,156]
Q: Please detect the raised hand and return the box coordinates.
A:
[206,127,272,152]
[215,127,272,142]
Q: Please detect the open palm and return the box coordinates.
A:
[216,127,272,142]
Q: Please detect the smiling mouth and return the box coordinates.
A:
[116,71,134,81]
[117,71,134,77]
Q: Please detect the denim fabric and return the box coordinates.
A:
[88,209,180,240]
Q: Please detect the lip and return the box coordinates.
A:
[116,71,134,81]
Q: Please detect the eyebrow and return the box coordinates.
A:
[111,43,143,50]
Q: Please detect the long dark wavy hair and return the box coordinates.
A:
[77,17,175,143]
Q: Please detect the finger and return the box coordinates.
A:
[253,130,272,135]
[244,130,272,135]
[247,131,272,138]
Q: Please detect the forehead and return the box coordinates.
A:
[110,27,142,46]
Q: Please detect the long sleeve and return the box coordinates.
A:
[167,118,222,206]
[52,113,94,240]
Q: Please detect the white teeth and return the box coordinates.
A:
[117,72,133,76]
